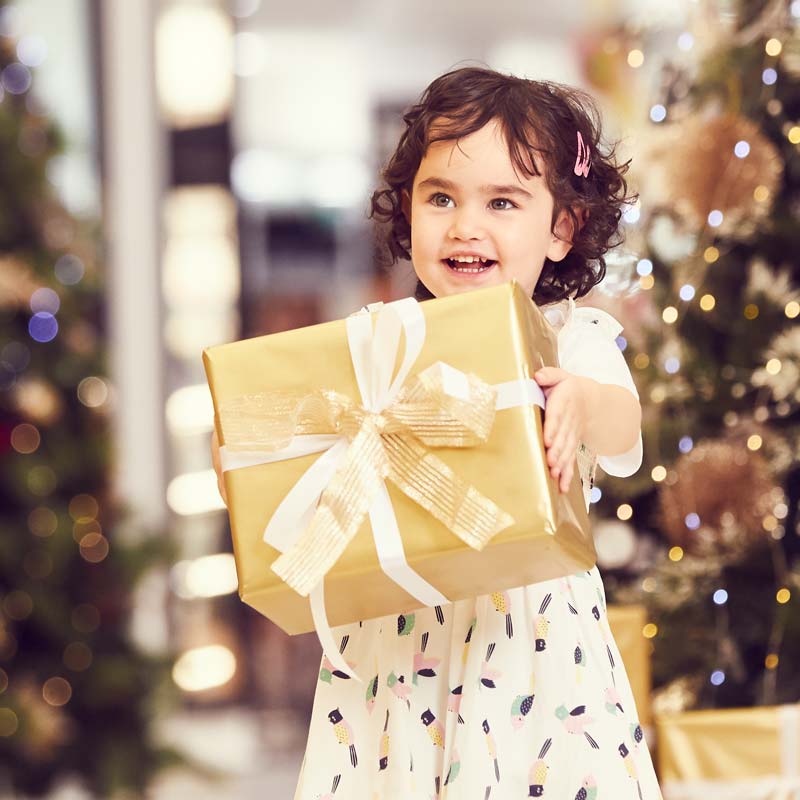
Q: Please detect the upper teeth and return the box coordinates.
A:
[452,256,487,263]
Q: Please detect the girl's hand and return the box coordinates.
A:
[211,428,228,506]
[533,367,591,494]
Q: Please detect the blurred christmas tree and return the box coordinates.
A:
[0,7,180,796]
[592,0,800,713]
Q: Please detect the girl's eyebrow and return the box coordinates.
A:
[417,176,533,200]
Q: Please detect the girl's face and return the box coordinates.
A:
[403,118,574,299]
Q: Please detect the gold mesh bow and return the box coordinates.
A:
[218,363,515,596]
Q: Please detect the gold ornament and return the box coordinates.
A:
[657,438,776,555]
[638,113,783,238]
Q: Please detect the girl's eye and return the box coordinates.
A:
[490,198,517,211]
[430,193,453,208]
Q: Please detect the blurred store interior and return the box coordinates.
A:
[2,0,800,797]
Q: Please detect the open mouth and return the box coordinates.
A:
[443,258,497,274]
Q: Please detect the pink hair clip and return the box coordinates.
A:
[574,130,591,178]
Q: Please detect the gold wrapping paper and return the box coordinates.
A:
[219,364,513,598]
[656,704,800,783]
[203,281,594,635]
[606,604,652,726]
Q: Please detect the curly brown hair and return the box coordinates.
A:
[369,66,636,305]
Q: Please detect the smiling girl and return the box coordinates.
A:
[214,66,662,799]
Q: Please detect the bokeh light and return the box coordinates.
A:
[28,312,58,343]
[27,465,57,496]
[665,357,680,374]
[3,590,33,620]
[617,504,633,521]
[30,287,60,314]
[16,35,48,67]
[28,506,58,537]
[713,589,728,605]
[2,62,32,94]
[627,49,644,68]
[636,258,653,276]
[79,532,109,564]
[10,423,40,454]
[54,254,85,285]
[42,677,72,706]
[68,494,99,522]
[173,644,236,692]
[77,376,109,408]
[700,294,716,311]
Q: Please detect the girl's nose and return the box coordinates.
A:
[447,207,486,240]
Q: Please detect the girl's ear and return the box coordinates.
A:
[546,205,588,263]
[401,189,411,224]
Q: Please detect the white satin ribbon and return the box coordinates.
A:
[219,297,546,681]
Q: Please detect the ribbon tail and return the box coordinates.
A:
[369,481,450,607]
[310,580,362,682]
[263,438,349,552]
[271,422,389,596]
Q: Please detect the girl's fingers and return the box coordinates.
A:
[560,462,574,493]
[558,434,577,478]
[547,407,574,468]
[535,367,568,387]
[557,427,576,466]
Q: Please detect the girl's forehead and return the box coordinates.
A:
[419,117,542,183]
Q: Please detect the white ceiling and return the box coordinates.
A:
[232,0,616,155]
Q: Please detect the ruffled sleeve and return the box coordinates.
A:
[557,302,643,482]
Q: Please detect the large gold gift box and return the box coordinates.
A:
[607,604,652,726]
[203,281,594,635]
[656,704,800,798]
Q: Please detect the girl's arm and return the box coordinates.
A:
[579,378,642,456]
[534,367,641,494]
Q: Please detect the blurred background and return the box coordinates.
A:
[1,0,799,797]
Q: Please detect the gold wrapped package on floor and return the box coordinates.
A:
[607,605,652,727]
[656,703,800,799]
[203,281,594,636]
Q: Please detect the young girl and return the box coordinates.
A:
[214,67,662,798]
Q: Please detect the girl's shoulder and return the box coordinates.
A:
[544,297,624,341]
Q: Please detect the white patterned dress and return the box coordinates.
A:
[293,299,662,800]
